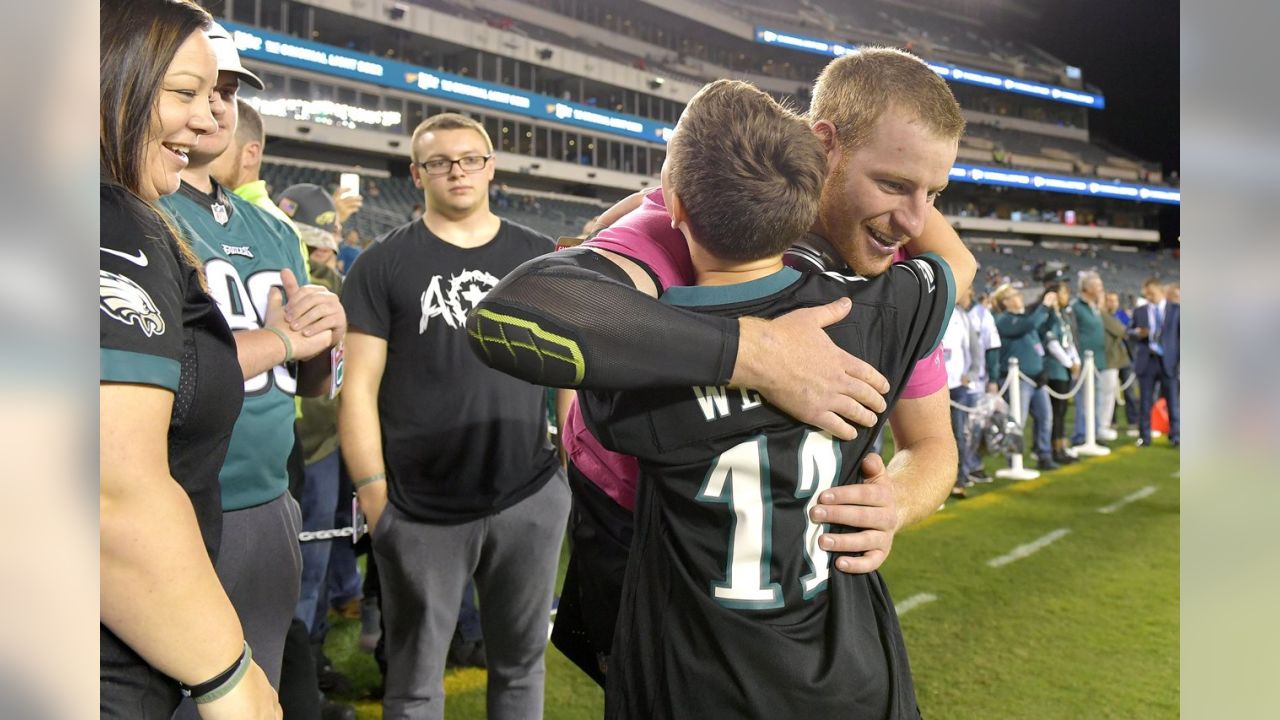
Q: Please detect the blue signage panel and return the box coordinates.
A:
[754,27,1105,109]
[223,21,674,145]
[948,163,1179,205]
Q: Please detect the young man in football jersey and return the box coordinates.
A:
[537,79,966,717]
[160,24,347,710]
[468,47,974,684]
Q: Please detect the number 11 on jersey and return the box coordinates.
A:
[696,431,841,609]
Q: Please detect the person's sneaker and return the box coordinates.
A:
[950,485,967,499]
[1098,428,1118,442]
[447,638,487,669]
[320,699,357,720]
[1053,451,1077,465]
[1126,428,1140,437]
[1036,455,1060,470]
[334,597,362,620]
[359,597,381,653]
[317,665,353,695]
[966,468,993,484]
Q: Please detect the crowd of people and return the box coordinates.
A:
[100,3,1175,719]
[942,271,1181,499]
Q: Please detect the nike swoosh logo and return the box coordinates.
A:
[101,247,149,267]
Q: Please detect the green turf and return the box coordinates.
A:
[327,430,1178,719]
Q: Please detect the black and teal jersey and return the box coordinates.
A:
[160,181,308,511]
[99,184,242,558]
[581,256,954,720]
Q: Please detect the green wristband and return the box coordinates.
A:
[186,642,252,705]
[265,326,293,363]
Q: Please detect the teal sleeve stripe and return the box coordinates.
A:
[101,349,180,390]
[918,252,956,353]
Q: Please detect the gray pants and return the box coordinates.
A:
[173,492,302,718]
[375,473,571,720]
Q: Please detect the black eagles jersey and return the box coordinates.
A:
[581,254,954,720]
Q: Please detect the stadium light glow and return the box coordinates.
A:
[949,163,1179,204]
[754,27,1105,109]
[223,22,674,145]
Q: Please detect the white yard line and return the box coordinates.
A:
[1098,486,1158,514]
[896,592,938,616]
[987,528,1071,568]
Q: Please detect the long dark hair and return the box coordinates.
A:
[100,0,210,278]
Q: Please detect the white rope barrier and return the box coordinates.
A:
[1118,371,1136,392]
[946,359,1021,413]
[995,357,1040,481]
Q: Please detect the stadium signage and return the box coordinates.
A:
[754,27,1105,109]
[224,22,673,145]
[949,163,1180,205]
[245,97,403,129]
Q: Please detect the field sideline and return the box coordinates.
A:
[328,436,1180,719]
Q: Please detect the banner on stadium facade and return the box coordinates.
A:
[221,21,675,146]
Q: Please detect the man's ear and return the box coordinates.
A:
[241,140,262,172]
[667,188,690,233]
[811,120,843,175]
[410,161,423,189]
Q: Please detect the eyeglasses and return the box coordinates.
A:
[417,154,492,176]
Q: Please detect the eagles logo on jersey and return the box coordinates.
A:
[100,269,166,338]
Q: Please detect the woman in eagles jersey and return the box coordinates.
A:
[99,1,280,717]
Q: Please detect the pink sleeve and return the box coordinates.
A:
[901,344,947,398]
[583,188,695,289]
[892,245,948,399]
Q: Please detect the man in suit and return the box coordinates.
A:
[1131,277,1180,447]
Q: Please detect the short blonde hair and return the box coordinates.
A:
[410,112,493,164]
[667,80,826,261]
[810,46,965,151]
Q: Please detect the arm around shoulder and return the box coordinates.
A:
[909,207,975,299]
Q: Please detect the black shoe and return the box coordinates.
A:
[950,484,968,499]
[317,667,353,695]
[321,699,357,720]
[967,468,992,484]
[1053,451,1077,465]
[447,639,487,669]
[1036,455,1060,470]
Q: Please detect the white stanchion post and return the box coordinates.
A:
[1073,350,1111,457]
[996,357,1040,481]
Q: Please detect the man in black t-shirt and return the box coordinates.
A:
[339,113,569,720]
[567,81,962,718]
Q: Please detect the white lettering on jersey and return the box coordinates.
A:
[693,385,764,421]
[222,244,254,258]
[100,270,165,337]
[419,268,501,333]
[693,385,731,421]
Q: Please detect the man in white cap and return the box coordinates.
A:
[162,24,347,715]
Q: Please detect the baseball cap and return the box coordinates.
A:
[207,22,265,90]
[276,184,339,250]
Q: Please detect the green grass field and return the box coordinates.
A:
[326,432,1179,719]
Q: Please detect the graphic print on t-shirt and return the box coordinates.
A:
[419,268,500,333]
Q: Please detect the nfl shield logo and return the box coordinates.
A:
[212,202,229,226]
